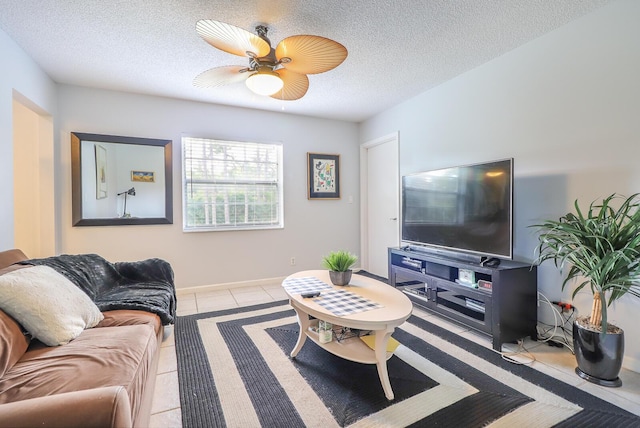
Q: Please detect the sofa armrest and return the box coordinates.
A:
[0,386,132,428]
[0,249,28,270]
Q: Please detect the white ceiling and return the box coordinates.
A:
[0,0,614,122]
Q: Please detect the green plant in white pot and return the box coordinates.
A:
[532,193,640,387]
[322,250,358,286]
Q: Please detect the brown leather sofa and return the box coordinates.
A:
[0,249,166,428]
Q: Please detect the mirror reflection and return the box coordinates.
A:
[71,132,173,226]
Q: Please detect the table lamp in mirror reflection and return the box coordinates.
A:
[117,187,136,218]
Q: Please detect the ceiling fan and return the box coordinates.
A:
[193,20,348,100]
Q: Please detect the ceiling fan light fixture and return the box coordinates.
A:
[245,69,283,96]
[195,20,347,101]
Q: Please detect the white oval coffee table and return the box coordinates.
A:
[282,270,413,400]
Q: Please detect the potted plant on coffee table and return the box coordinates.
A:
[322,250,358,286]
[532,193,640,387]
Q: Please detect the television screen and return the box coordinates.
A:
[401,158,513,259]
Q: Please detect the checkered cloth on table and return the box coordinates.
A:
[283,276,333,294]
[313,289,383,316]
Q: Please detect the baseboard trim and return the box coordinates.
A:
[176,276,287,296]
[177,269,375,296]
[623,355,640,374]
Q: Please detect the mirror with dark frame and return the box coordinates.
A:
[71,132,173,226]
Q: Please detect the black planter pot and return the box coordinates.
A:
[573,321,624,387]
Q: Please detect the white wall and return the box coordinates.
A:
[360,0,640,371]
[0,28,57,250]
[57,85,360,288]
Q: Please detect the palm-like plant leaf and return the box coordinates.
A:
[532,193,640,333]
[322,250,358,272]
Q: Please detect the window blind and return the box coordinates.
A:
[182,137,283,231]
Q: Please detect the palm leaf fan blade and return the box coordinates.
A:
[196,20,270,58]
[270,69,309,100]
[276,35,347,75]
[193,66,249,88]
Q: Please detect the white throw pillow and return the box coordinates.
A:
[0,266,104,346]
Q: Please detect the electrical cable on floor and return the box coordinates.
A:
[493,339,537,365]
[493,291,579,365]
[536,291,575,354]
[538,321,574,352]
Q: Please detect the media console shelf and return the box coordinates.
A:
[388,247,537,351]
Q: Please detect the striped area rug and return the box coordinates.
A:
[175,300,640,427]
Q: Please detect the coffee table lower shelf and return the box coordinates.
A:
[303,321,394,364]
[289,304,399,400]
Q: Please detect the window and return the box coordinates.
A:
[182,137,283,231]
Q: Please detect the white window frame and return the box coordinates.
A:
[182,136,284,232]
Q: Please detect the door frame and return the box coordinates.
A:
[359,131,399,273]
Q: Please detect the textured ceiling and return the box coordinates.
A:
[0,0,614,122]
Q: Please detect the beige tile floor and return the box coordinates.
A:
[149,283,640,427]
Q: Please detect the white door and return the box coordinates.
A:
[364,134,399,278]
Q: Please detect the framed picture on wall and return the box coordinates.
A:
[131,170,155,182]
[95,144,107,199]
[307,152,340,199]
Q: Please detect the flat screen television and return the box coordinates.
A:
[401,158,513,260]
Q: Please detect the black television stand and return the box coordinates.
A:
[388,247,537,351]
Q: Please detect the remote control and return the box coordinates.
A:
[301,291,320,298]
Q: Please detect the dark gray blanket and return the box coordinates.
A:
[19,254,176,325]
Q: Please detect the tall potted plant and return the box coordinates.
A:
[532,193,640,387]
[322,250,358,286]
